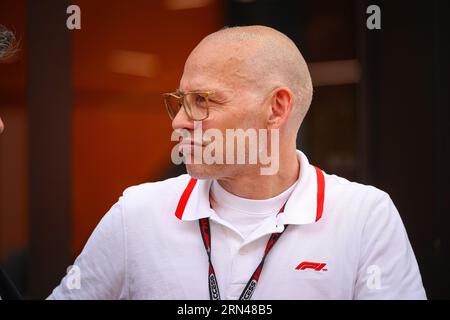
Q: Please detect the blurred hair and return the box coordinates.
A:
[0,24,18,61]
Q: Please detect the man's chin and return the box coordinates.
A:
[185,163,220,180]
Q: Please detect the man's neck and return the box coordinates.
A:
[217,149,300,200]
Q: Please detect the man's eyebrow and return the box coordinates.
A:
[209,91,227,100]
[176,88,229,99]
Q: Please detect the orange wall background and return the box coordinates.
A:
[71,0,224,256]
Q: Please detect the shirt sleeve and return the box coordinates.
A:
[46,197,128,300]
[353,192,427,300]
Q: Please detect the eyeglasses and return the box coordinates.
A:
[162,90,214,121]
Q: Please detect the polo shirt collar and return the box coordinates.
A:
[174,177,214,221]
[174,150,325,226]
[279,151,325,225]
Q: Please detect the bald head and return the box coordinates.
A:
[184,25,313,133]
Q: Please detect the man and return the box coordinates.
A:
[48,25,426,299]
[0,24,23,301]
[0,24,13,134]
[0,23,18,135]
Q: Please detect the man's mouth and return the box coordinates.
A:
[178,140,205,155]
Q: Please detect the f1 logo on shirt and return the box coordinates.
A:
[295,261,328,272]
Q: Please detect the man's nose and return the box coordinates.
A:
[171,107,194,131]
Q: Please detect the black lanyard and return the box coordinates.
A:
[198,204,288,300]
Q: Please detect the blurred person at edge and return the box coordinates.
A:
[48,26,426,300]
[0,24,18,134]
[0,24,23,301]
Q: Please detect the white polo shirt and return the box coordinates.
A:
[47,150,426,300]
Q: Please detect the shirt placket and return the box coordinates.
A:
[209,212,285,299]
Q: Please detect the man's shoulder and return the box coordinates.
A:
[323,170,389,203]
[123,173,191,196]
[320,170,400,234]
[118,174,191,211]
[321,170,394,221]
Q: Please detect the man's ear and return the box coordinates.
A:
[267,87,294,129]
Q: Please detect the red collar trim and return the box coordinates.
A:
[175,178,197,220]
[175,166,325,222]
[313,166,325,222]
